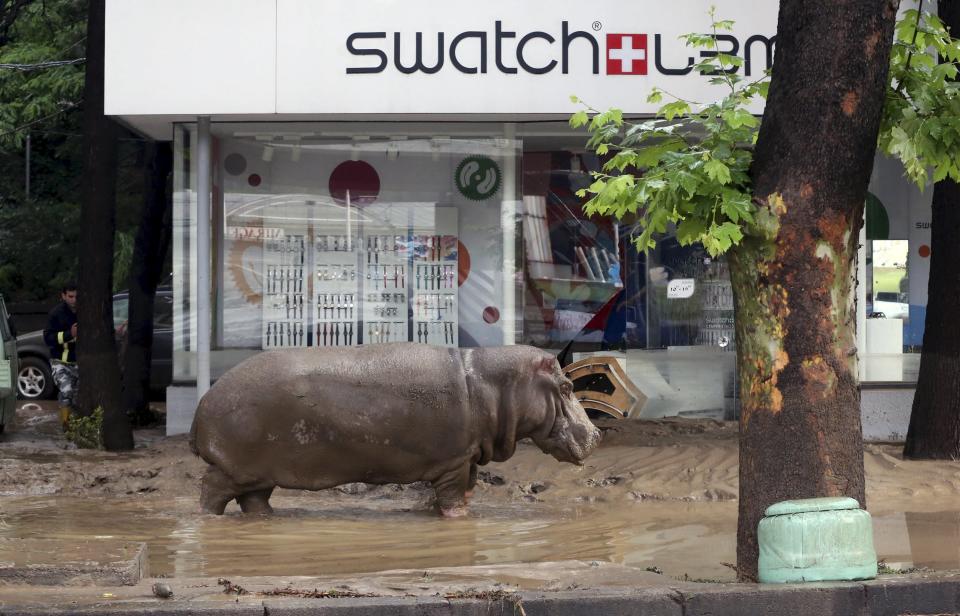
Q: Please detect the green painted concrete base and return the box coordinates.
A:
[758,497,878,584]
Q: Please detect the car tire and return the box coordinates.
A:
[17,356,54,400]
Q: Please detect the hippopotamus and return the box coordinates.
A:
[189,343,601,516]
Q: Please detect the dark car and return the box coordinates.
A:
[16,289,173,400]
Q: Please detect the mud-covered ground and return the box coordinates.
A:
[0,403,743,506]
[4,402,960,582]
[1,402,957,513]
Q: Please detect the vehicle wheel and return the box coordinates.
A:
[17,356,54,400]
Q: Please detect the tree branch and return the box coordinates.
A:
[0,0,36,47]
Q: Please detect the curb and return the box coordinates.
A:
[2,574,960,615]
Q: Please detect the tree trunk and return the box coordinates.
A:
[902,0,960,460]
[731,0,897,581]
[903,177,960,457]
[122,142,173,423]
[77,0,132,451]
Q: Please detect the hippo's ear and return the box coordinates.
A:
[534,356,557,374]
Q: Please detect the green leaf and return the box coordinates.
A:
[716,53,744,67]
[569,110,589,128]
[704,159,732,185]
[677,218,708,245]
[660,100,691,120]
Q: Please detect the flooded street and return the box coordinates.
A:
[3,402,960,583]
[3,495,959,582]
[0,496,738,580]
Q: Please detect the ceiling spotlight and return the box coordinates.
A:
[386,144,400,161]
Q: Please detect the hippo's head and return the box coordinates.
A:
[521,356,602,465]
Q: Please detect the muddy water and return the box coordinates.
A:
[0,496,738,580]
[5,404,960,582]
[2,495,959,581]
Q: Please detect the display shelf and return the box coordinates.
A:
[314,232,359,348]
[260,207,458,349]
[261,234,309,348]
[362,233,408,344]
[411,232,458,347]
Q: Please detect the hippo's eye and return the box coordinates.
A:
[560,381,573,397]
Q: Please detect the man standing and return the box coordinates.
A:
[44,283,79,429]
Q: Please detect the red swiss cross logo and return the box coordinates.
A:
[606,34,648,75]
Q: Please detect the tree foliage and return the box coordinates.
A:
[0,0,148,303]
[0,0,85,148]
[571,9,768,258]
[879,5,960,186]
[574,5,960,254]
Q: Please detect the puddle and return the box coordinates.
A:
[1,495,957,581]
[0,496,738,580]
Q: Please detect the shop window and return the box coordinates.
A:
[862,160,929,383]
[174,123,526,380]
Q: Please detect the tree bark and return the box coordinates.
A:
[903,177,960,457]
[77,0,132,451]
[731,0,897,581]
[902,0,960,460]
[122,142,172,423]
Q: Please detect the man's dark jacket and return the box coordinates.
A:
[44,302,77,363]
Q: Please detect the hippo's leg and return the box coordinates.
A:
[199,466,244,515]
[464,463,478,502]
[433,463,471,518]
[237,487,275,514]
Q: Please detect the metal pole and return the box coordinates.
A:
[24,133,30,200]
[857,220,867,382]
[196,117,212,401]
[501,123,517,345]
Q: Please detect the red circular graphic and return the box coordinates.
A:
[483,306,500,324]
[457,240,471,286]
[919,244,931,258]
[248,174,262,187]
[328,160,381,204]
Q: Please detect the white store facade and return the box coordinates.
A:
[104,0,927,437]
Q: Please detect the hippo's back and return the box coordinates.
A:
[190,343,474,488]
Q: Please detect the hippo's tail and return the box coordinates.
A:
[189,415,199,456]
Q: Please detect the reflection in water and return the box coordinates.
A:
[905,511,960,570]
[4,495,958,581]
[0,496,736,580]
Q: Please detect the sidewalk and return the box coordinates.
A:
[1,554,959,615]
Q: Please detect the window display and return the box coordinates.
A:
[258,206,459,350]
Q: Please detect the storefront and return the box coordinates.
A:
[105,1,927,437]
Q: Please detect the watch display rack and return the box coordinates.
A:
[260,208,459,350]
[363,233,408,344]
[261,234,309,348]
[314,233,359,347]
[412,234,458,347]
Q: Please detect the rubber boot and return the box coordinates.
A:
[59,406,72,430]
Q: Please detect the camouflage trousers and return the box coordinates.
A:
[51,360,79,409]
